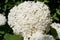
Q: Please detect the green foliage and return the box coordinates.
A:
[56,8,60,15]
[50,27,58,39]
[52,13,59,21]
[44,0,49,3]
[4,33,23,40]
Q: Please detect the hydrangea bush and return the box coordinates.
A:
[0,0,60,40]
[8,1,52,40]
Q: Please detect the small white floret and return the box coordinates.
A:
[0,14,6,26]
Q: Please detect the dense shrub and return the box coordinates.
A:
[0,0,60,40]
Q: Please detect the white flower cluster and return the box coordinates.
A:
[8,1,52,40]
[51,22,60,39]
[0,14,6,26]
[30,31,55,40]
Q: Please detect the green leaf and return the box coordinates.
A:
[52,13,59,21]
[4,33,23,40]
[53,13,56,17]
[12,0,15,2]
[44,0,49,3]
[54,16,59,21]
[15,1,22,5]
[0,31,4,34]
[56,9,60,15]
[50,27,58,39]
[5,0,8,3]
[3,5,7,12]
[21,0,23,3]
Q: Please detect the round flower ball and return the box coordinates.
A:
[30,31,55,40]
[8,1,52,40]
[51,22,60,39]
[0,14,6,26]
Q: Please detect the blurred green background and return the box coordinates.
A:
[0,0,60,40]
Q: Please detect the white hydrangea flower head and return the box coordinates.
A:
[8,1,52,40]
[43,35,55,40]
[30,31,55,40]
[30,31,44,40]
[0,14,6,26]
[51,22,60,39]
